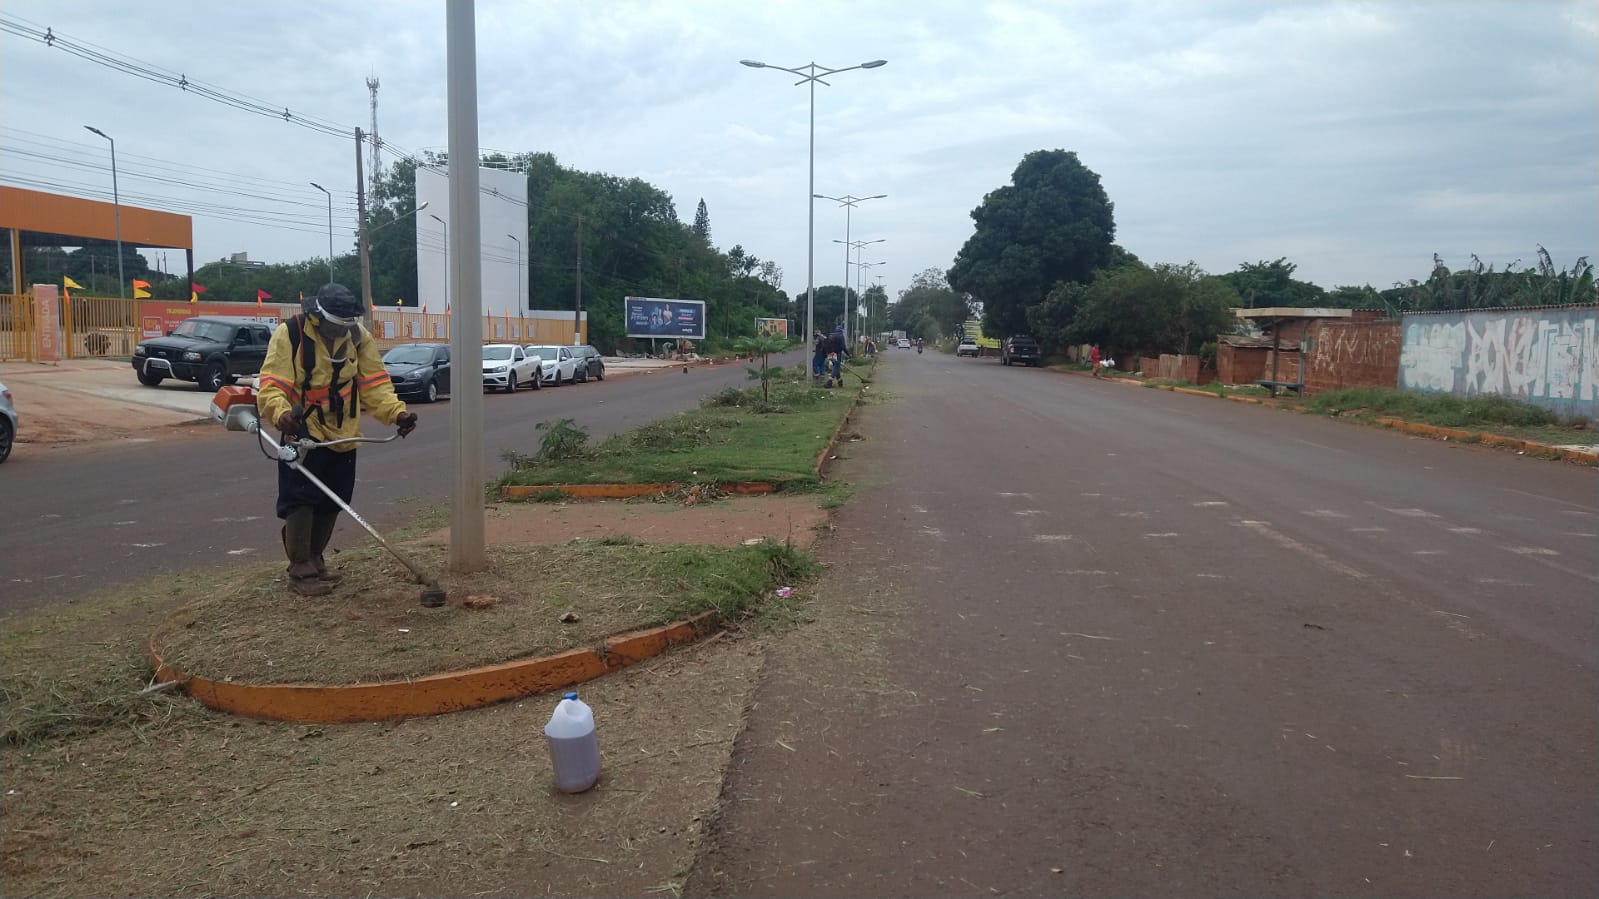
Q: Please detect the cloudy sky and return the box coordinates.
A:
[3,0,1595,304]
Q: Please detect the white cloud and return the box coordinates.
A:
[2,0,1593,299]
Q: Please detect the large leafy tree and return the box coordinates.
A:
[1068,262,1240,359]
[1222,258,1327,308]
[890,267,970,340]
[948,149,1116,338]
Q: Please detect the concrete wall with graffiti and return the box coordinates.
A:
[1399,306,1599,420]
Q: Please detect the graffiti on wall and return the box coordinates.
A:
[1308,322,1400,376]
[1399,307,1599,417]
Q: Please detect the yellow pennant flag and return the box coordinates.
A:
[63,276,86,290]
[189,292,199,303]
[133,287,152,299]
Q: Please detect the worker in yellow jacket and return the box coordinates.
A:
[256,283,417,596]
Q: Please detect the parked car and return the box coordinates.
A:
[956,338,979,357]
[0,379,16,464]
[1001,335,1042,367]
[382,343,451,403]
[132,316,276,391]
[524,344,579,386]
[571,345,606,382]
[481,343,541,393]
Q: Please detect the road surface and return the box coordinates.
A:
[0,353,801,615]
[692,351,1597,897]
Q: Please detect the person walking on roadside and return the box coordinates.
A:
[256,283,418,596]
[1089,344,1103,378]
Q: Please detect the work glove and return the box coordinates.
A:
[276,411,302,435]
[396,412,418,437]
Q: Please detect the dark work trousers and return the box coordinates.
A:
[277,447,357,579]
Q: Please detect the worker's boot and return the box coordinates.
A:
[282,507,332,597]
[310,509,343,583]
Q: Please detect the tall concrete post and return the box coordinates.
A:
[446,0,485,572]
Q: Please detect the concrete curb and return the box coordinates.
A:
[499,481,778,499]
[1374,417,1598,463]
[815,363,876,479]
[148,610,722,724]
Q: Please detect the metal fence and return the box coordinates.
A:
[0,292,587,362]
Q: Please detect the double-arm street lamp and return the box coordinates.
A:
[816,193,885,345]
[82,125,124,298]
[308,182,335,283]
[740,57,886,343]
[833,237,885,344]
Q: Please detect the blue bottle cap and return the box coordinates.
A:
[563,692,578,700]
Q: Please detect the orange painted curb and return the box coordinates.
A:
[1375,417,1597,463]
[1225,394,1265,404]
[149,610,723,725]
[503,483,677,499]
[500,481,779,500]
[1172,386,1221,399]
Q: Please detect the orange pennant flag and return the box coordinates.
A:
[131,279,151,289]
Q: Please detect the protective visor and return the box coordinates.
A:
[315,300,358,327]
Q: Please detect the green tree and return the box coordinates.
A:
[1068,262,1240,359]
[1025,280,1090,353]
[733,332,790,405]
[948,149,1116,338]
[693,198,711,242]
[890,267,970,340]
[1222,258,1327,308]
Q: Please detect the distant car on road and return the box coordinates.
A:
[525,345,579,387]
[382,343,451,403]
[1001,335,1042,367]
[0,379,16,464]
[481,343,540,393]
[957,338,979,357]
[897,338,911,349]
[132,316,275,392]
[571,345,606,382]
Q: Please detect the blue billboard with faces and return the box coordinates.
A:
[624,296,706,339]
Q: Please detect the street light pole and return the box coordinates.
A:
[816,193,885,347]
[83,126,124,298]
[309,182,334,283]
[430,213,448,313]
[740,57,886,344]
[506,233,522,311]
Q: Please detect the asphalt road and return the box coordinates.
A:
[694,351,1598,896]
[0,352,802,615]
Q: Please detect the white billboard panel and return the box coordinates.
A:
[414,166,528,319]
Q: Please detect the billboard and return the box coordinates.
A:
[755,317,789,338]
[625,296,705,339]
[139,301,288,338]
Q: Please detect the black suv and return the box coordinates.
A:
[572,345,606,382]
[382,343,451,403]
[132,316,276,391]
[1001,335,1041,367]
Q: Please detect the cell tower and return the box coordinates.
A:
[366,76,384,198]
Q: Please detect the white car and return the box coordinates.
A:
[0,379,16,464]
[481,344,541,393]
[897,338,911,349]
[524,345,579,387]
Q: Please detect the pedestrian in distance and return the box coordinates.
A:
[811,330,829,381]
[825,324,849,387]
[1089,344,1103,378]
[257,283,418,596]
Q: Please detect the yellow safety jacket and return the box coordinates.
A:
[256,317,407,451]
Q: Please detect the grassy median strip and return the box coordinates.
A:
[499,362,870,489]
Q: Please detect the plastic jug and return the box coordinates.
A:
[545,691,601,793]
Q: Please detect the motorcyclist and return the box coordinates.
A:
[256,283,417,596]
[916,337,924,354]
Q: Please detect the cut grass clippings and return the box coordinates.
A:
[499,362,869,489]
[151,537,817,687]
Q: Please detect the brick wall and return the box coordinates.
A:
[1303,319,1401,394]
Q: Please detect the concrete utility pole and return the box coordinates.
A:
[356,127,373,321]
[574,214,583,345]
[446,0,485,572]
